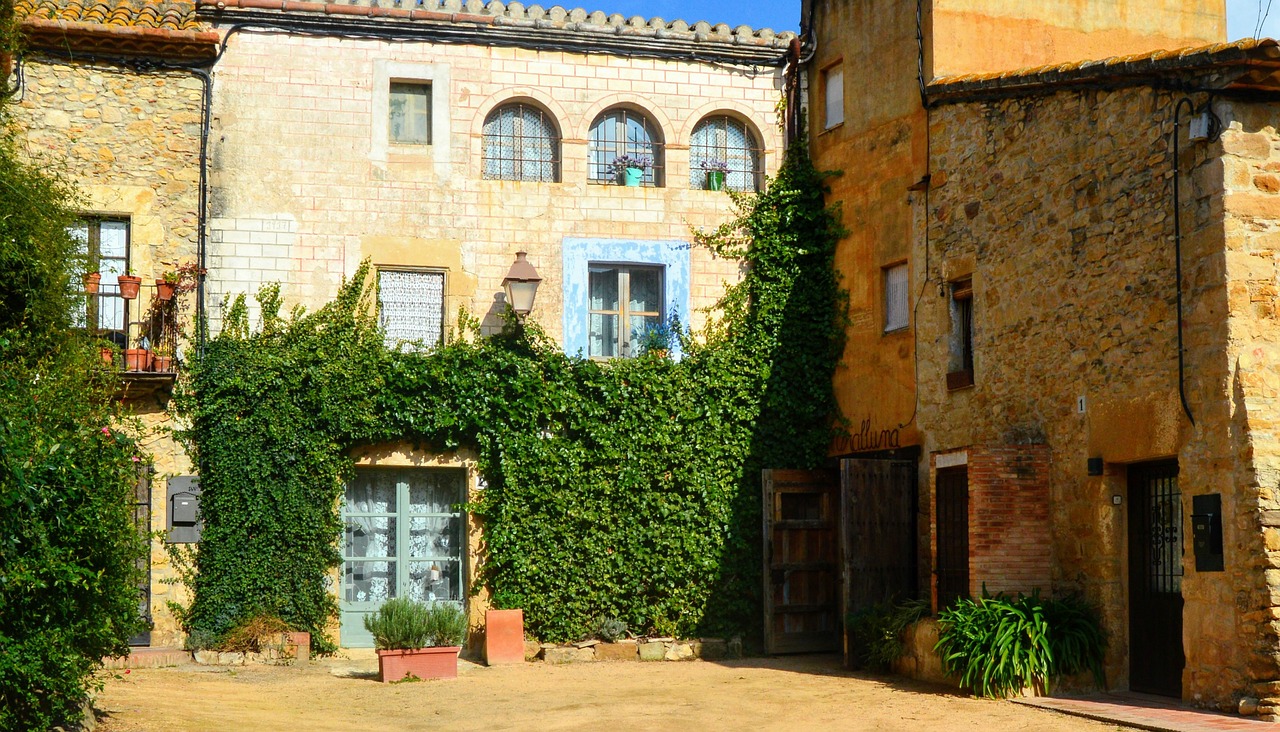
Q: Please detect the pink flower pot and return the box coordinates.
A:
[377,646,460,682]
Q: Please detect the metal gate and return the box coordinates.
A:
[1128,460,1183,697]
[935,466,969,610]
[841,458,917,616]
[762,469,840,654]
[129,467,152,647]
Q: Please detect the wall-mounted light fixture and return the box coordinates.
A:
[502,251,542,319]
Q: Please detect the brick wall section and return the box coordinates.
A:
[966,446,1052,598]
[208,33,782,338]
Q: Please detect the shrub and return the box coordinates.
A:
[847,598,929,672]
[934,591,1106,698]
[218,615,291,654]
[364,599,467,650]
[364,598,432,650]
[591,616,629,643]
[424,602,468,647]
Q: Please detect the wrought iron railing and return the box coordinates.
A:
[86,279,189,375]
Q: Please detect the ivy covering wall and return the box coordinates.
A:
[181,135,845,648]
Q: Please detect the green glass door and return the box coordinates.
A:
[340,467,466,647]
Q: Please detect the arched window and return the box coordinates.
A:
[588,107,664,187]
[482,102,560,182]
[689,115,762,191]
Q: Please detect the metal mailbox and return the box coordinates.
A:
[1191,493,1224,572]
[166,476,203,544]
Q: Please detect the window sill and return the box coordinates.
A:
[882,326,910,337]
[819,121,844,136]
[946,370,974,391]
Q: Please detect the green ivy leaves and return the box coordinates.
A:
[182,132,845,647]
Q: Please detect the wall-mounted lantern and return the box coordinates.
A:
[502,251,542,319]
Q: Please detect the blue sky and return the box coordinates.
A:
[577,1,1280,41]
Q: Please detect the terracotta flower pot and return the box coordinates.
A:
[124,348,151,372]
[151,355,174,373]
[156,280,177,302]
[377,646,460,682]
[83,272,101,294]
[100,347,115,367]
[118,275,142,300]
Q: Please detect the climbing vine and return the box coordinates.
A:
[180,133,845,648]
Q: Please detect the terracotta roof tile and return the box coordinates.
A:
[14,0,201,31]
[928,38,1280,101]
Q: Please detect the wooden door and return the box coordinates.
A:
[842,459,917,617]
[1128,460,1184,697]
[763,469,840,654]
[935,467,970,610]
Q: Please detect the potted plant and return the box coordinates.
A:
[156,270,180,302]
[83,272,102,294]
[700,160,730,191]
[118,270,142,300]
[365,598,467,682]
[637,312,682,359]
[151,342,175,373]
[612,154,652,187]
[98,340,117,368]
[124,335,151,372]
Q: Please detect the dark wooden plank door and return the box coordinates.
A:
[935,467,969,610]
[842,459,917,616]
[1129,460,1183,697]
[763,469,840,654]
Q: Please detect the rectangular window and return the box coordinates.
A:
[70,218,129,346]
[947,278,974,390]
[378,268,445,350]
[388,82,431,145]
[588,264,663,358]
[823,64,844,129]
[883,263,909,332]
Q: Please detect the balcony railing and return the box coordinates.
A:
[85,278,189,378]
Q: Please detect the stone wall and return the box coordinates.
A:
[918,84,1278,708]
[11,57,204,649]
[207,32,782,341]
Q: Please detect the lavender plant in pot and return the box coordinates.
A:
[365,598,467,682]
[700,160,730,191]
[611,154,652,187]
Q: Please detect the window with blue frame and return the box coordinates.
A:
[588,264,663,358]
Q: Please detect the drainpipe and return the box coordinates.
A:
[1170,96,1210,428]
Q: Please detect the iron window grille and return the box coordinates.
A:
[588,107,664,187]
[377,268,446,351]
[588,264,663,358]
[389,82,431,145]
[70,218,130,348]
[689,115,763,192]
[483,102,560,182]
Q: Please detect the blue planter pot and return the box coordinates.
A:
[623,167,644,187]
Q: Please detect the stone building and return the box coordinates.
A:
[808,0,1280,714]
[10,0,218,649]
[195,0,789,647]
[11,0,791,653]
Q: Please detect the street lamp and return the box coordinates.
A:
[502,251,542,319]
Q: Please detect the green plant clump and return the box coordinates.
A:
[364,598,466,650]
[0,105,148,728]
[591,616,630,643]
[180,131,845,647]
[846,598,929,672]
[934,591,1107,698]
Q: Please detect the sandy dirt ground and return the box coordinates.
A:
[94,653,1131,732]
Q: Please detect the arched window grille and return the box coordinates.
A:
[482,102,560,182]
[588,107,664,187]
[689,115,762,192]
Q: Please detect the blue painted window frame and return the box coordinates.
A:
[562,238,690,359]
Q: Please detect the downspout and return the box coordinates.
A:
[1170,97,1198,427]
